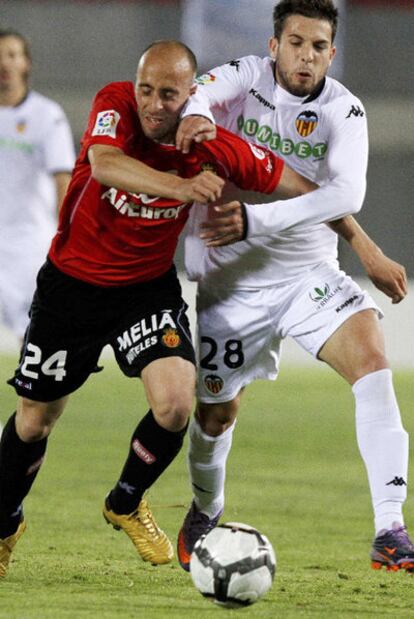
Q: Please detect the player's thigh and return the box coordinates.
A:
[282,263,383,382]
[318,309,388,384]
[109,270,196,426]
[141,356,196,427]
[196,286,281,404]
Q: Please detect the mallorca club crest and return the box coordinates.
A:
[204,374,224,395]
[295,110,318,137]
[162,328,181,348]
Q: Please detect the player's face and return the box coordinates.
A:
[269,15,336,97]
[135,52,196,143]
[0,36,30,91]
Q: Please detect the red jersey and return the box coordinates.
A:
[48,81,284,286]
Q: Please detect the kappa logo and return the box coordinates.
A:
[335,295,359,313]
[295,110,318,137]
[204,374,224,394]
[248,88,276,111]
[386,476,407,487]
[346,105,364,119]
[162,328,181,348]
[92,110,120,138]
[228,59,241,71]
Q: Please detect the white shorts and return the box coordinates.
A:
[196,262,382,403]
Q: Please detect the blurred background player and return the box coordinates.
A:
[176,0,413,573]
[0,30,75,343]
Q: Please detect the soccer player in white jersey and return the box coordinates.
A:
[0,30,75,340]
[176,0,413,573]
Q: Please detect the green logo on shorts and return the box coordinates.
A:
[309,283,342,311]
[309,284,330,302]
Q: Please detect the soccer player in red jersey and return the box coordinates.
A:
[0,40,317,576]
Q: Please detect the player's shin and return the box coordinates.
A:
[353,369,409,534]
[108,409,188,514]
[188,417,235,519]
[0,412,47,537]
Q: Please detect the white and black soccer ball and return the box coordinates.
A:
[190,522,276,608]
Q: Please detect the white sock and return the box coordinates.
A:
[187,416,235,518]
[353,369,408,535]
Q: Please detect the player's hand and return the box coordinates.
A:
[200,201,247,246]
[365,254,407,304]
[177,171,225,204]
[176,116,217,154]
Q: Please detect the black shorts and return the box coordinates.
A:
[8,260,195,402]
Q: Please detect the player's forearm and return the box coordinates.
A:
[330,216,384,267]
[89,147,183,200]
[275,164,318,199]
[245,175,366,237]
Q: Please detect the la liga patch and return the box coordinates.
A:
[92,110,120,138]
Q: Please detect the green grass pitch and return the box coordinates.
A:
[0,353,413,618]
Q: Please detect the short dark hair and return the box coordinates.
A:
[141,40,197,75]
[273,0,338,42]
[0,29,32,62]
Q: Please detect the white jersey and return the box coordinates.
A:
[184,56,368,288]
[0,90,75,251]
[0,90,75,336]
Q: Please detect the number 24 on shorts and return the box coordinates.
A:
[200,337,244,370]
[21,343,67,382]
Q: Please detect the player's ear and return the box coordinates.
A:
[190,83,197,96]
[328,45,336,66]
[268,37,278,60]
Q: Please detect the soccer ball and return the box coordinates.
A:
[190,522,276,608]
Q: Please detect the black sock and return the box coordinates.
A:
[109,410,188,514]
[0,412,48,538]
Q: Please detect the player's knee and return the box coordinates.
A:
[152,392,193,432]
[16,397,66,442]
[197,399,239,437]
[353,350,389,383]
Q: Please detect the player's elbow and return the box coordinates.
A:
[348,182,366,215]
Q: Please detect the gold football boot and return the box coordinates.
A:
[103,497,173,565]
[0,520,27,578]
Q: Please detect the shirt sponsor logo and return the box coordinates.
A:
[101,187,186,219]
[92,110,120,137]
[204,374,224,394]
[162,328,181,348]
[309,283,342,310]
[237,114,328,160]
[295,110,318,137]
[132,439,156,464]
[249,88,276,111]
[196,72,216,85]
